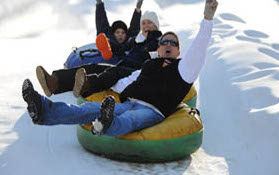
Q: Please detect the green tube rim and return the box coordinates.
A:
[77,125,203,162]
[76,95,201,162]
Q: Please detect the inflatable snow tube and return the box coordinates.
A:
[64,43,120,69]
[183,86,197,107]
[76,87,202,162]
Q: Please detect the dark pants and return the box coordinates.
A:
[83,65,134,96]
[52,63,113,94]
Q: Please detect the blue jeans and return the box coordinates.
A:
[39,96,164,136]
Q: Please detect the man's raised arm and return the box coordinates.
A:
[178,0,218,84]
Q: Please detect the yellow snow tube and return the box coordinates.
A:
[77,86,202,162]
[80,85,201,140]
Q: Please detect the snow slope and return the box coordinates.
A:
[0,0,279,174]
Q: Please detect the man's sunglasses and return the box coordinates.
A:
[159,39,179,47]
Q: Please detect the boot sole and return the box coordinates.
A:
[36,66,52,97]
[99,96,115,131]
[96,33,113,60]
[92,96,115,135]
[22,79,40,123]
[22,79,35,102]
[73,68,86,98]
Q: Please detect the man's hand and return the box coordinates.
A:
[204,0,218,20]
[145,30,162,51]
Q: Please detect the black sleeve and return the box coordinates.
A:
[127,9,141,38]
[143,30,162,51]
[95,2,111,35]
[85,66,134,95]
[98,66,134,89]
[116,44,151,70]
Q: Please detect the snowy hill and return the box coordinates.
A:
[0,0,279,175]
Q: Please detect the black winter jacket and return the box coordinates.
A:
[120,58,193,117]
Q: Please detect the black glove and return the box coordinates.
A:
[145,30,162,43]
[136,0,144,9]
[144,30,162,51]
[96,0,103,5]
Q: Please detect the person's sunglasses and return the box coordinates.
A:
[159,39,179,47]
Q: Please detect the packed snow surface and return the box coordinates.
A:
[1,0,279,174]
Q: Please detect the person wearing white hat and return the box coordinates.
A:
[135,10,160,43]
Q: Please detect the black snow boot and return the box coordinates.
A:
[22,79,43,124]
[92,96,115,136]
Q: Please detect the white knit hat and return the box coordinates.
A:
[140,11,160,30]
